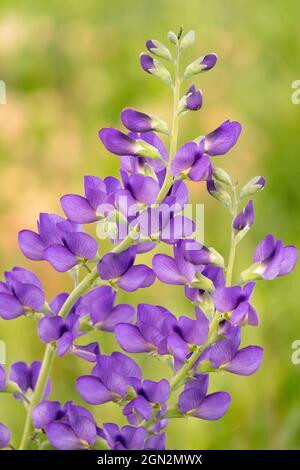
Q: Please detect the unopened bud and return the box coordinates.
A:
[213,167,232,186]
[183,53,217,79]
[207,180,232,211]
[180,30,195,51]
[239,176,266,199]
[146,39,173,62]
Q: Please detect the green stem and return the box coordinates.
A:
[226,185,238,286]
[18,230,137,450]
[156,45,181,204]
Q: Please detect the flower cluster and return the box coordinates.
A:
[0,29,297,451]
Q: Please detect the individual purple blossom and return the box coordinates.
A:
[99,423,147,450]
[184,54,218,79]
[121,108,168,134]
[10,361,51,399]
[213,282,259,326]
[204,120,242,156]
[233,200,254,231]
[183,84,203,111]
[32,401,97,450]
[167,307,209,362]
[61,176,121,224]
[18,213,98,272]
[77,286,134,331]
[241,234,298,281]
[208,333,263,375]
[0,267,45,320]
[76,352,142,405]
[0,423,11,449]
[97,246,155,292]
[123,379,170,425]
[115,303,177,354]
[185,266,225,304]
[140,53,155,74]
[178,374,231,420]
[171,139,211,181]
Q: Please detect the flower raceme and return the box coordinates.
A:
[0,28,297,451]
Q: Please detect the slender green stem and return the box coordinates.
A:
[226,186,238,286]
[156,45,181,204]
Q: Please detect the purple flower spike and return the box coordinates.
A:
[0,423,11,449]
[78,286,134,331]
[0,267,45,320]
[233,200,254,231]
[98,247,155,292]
[204,120,242,156]
[185,84,203,111]
[178,374,231,420]
[0,365,6,391]
[171,139,212,181]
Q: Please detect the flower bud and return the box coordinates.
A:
[233,200,254,232]
[239,176,266,199]
[167,31,178,45]
[140,54,173,87]
[146,39,173,62]
[213,167,232,186]
[183,53,218,79]
[191,272,215,292]
[121,108,169,135]
[208,247,225,267]
[180,30,195,51]
[207,180,232,211]
[179,84,202,113]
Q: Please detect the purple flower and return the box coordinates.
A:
[184,54,218,79]
[178,374,231,420]
[152,241,220,288]
[123,379,170,425]
[0,423,11,449]
[18,213,98,272]
[99,127,162,160]
[78,286,134,331]
[121,108,168,134]
[204,120,242,156]
[115,303,176,354]
[241,234,298,281]
[99,423,147,450]
[32,401,97,450]
[10,361,51,399]
[97,247,155,292]
[181,84,203,112]
[209,334,264,375]
[233,200,254,231]
[140,53,155,74]
[185,266,225,305]
[0,364,6,391]
[0,267,45,320]
[61,176,121,224]
[171,139,212,181]
[213,282,259,326]
[167,307,209,362]
[76,352,142,405]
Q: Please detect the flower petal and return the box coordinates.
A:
[61,194,97,224]
[18,230,45,260]
[191,391,231,420]
[44,245,78,272]
[32,400,61,429]
[152,254,185,285]
[115,324,151,353]
[205,120,242,156]
[223,345,263,375]
[76,375,113,405]
[98,247,136,280]
[46,422,85,450]
[118,265,155,292]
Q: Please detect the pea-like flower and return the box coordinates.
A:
[78,286,134,331]
[98,423,164,450]
[240,234,298,281]
[61,175,121,224]
[213,282,259,326]
[115,303,177,354]
[178,374,231,420]
[179,84,203,112]
[121,108,169,134]
[233,200,254,231]
[32,401,97,450]
[76,352,142,405]
[0,267,45,320]
[18,213,98,272]
[97,247,155,292]
[10,361,51,400]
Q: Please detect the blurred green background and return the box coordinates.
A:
[0,0,300,450]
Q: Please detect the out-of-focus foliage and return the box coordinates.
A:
[0,0,300,449]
